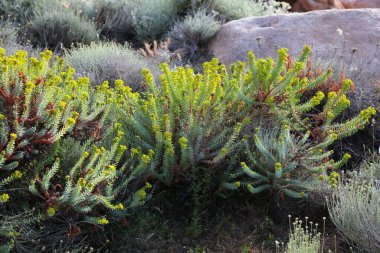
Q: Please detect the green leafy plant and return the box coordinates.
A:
[327,155,380,253]
[311,58,380,162]
[237,46,376,139]
[168,8,221,59]
[186,167,213,238]
[187,247,206,253]
[28,9,98,50]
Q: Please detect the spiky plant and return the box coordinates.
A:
[125,59,250,184]
[28,122,152,225]
[237,46,376,141]
[0,48,115,197]
[223,125,350,198]
[218,46,376,198]
[168,8,221,59]
[0,209,42,252]
[125,46,376,190]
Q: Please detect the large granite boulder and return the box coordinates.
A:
[208,9,380,81]
[293,0,380,12]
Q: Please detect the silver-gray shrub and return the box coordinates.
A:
[327,155,380,253]
[131,0,181,43]
[96,0,180,44]
[96,0,135,43]
[28,9,98,50]
[0,0,37,24]
[212,0,289,21]
[0,24,38,56]
[168,8,221,59]
[65,42,159,91]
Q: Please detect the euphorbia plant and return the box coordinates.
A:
[221,46,376,197]
[0,48,115,193]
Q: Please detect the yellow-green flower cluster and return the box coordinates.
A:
[1,193,10,203]
[47,207,55,217]
[310,91,325,106]
[359,107,376,120]
[329,171,340,188]
[98,217,109,225]
[137,189,147,200]
[12,170,22,179]
[141,154,151,164]
[343,153,351,161]
[178,137,188,149]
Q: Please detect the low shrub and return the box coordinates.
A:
[168,8,221,59]
[131,0,181,43]
[62,0,101,20]
[327,155,380,253]
[96,0,135,43]
[65,42,159,90]
[95,0,180,44]
[0,24,38,56]
[0,0,36,24]
[212,0,290,21]
[0,25,21,51]
[0,44,377,251]
[28,9,98,50]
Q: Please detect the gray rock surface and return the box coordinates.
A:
[293,0,380,12]
[208,9,380,81]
